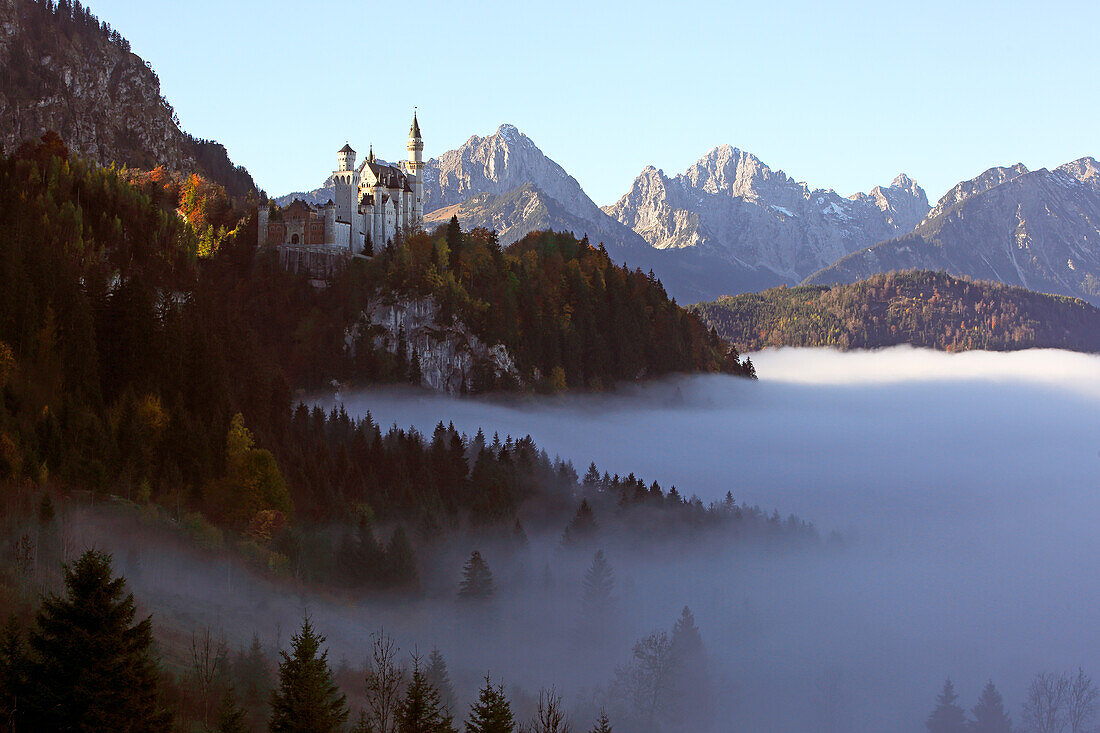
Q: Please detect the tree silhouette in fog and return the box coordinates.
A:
[458,551,495,602]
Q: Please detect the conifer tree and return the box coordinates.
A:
[579,550,614,639]
[970,680,1013,733]
[589,710,612,733]
[0,617,28,728]
[426,647,458,715]
[25,549,168,730]
[458,551,494,602]
[561,499,598,546]
[465,674,515,733]
[926,679,968,733]
[232,633,273,728]
[269,618,349,733]
[398,655,457,733]
[216,685,249,733]
[670,606,705,667]
[385,524,419,588]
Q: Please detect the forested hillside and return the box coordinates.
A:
[351,218,754,390]
[693,270,1100,353]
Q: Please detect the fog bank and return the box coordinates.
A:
[312,347,1100,729]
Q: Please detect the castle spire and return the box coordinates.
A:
[409,108,422,140]
[368,144,375,164]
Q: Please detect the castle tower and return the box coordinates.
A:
[337,142,356,172]
[333,143,360,241]
[406,110,425,227]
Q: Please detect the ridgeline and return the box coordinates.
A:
[692,270,1100,353]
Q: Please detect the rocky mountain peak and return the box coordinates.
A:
[926,163,1029,222]
[423,123,599,220]
[684,145,780,199]
[606,147,930,281]
[1058,156,1100,184]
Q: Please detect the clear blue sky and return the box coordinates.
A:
[92,0,1097,205]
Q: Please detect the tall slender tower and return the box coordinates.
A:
[333,143,359,248]
[406,110,425,228]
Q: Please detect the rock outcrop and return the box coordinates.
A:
[0,0,254,196]
[350,295,519,393]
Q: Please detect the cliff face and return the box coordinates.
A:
[350,296,519,393]
[0,0,254,196]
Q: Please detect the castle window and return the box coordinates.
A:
[291,233,299,244]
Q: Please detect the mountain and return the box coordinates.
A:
[604,146,930,282]
[693,270,1100,353]
[0,0,255,196]
[806,158,1100,305]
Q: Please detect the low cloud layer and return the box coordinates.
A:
[320,347,1100,728]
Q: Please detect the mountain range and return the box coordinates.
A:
[278,126,1100,308]
[807,158,1100,303]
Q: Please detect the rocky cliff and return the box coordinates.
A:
[806,158,1100,305]
[350,295,519,393]
[604,145,930,281]
[0,0,254,196]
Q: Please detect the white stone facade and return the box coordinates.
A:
[259,112,426,263]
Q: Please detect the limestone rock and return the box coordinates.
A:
[350,295,520,393]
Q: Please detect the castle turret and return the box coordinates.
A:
[337,143,356,172]
[333,143,360,240]
[406,110,425,227]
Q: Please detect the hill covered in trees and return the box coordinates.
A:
[692,271,1100,353]
[349,219,754,391]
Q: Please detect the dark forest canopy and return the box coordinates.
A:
[692,270,1100,353]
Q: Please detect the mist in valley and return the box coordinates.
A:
[69,347,1100,731]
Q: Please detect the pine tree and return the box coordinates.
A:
[25,550,168,731]
[670,606,704,666]
[269,618,349,733]
[926,679,968,733]
[232,633,273,728]
[426,647,458,715]
[669,606,711,727]
[589,710,612,733]
[458,551,494,602]
[971,680,1013,733]
[465,674,515,733]
[581,550,614,622]
[0,617,28,728]
[561,499,598,546]
[385,524,419,588]
[398,655,457,733]
[216,685,249,733]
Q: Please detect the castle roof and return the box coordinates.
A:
[365,162,408,190]
[409,112,421,139]
[339,143,355,154]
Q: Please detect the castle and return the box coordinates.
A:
[259,112,425,275]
